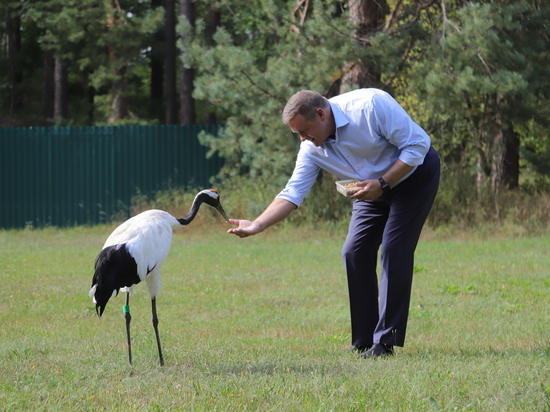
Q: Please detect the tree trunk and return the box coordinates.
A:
[491,118,520,191]
[108,68,129,123]
[349,0,387,34]
[339,0,388,94]
[207,1,221,46]
[87,80,96,125]
[42,50,55,119]
[203,1,221,124]
[104,0,133,123]
[7,7,22,112]
[150,0,165,123]
[165,0,178,124]
[180,0,196,125]
[54,58,68,121]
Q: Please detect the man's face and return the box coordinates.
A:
[288,109,330,147]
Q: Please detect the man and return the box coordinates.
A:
[227,88,440,358]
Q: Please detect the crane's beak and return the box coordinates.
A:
[215,204,230,223]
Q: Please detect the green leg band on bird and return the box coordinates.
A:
[123,305,130,313]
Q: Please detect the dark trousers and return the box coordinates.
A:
[342,147,440,347]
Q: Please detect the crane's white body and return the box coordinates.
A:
[103,209,183,298]
[89,189,229,366]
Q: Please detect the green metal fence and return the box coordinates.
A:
[0,125,223,229]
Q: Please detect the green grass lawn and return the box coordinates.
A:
[0,225,549,411]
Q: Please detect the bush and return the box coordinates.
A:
[428,170,550,235]
[132,171,550,237]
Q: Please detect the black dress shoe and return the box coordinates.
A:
[359,343,394,359]
[350,345,372,354]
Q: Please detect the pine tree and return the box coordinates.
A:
[417,0,550,190]
[29,0,164,124]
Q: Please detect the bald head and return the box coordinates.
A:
[282,90,329,125]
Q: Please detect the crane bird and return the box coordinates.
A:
[89,189,229,366]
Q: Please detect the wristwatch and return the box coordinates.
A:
[378,177,391,193]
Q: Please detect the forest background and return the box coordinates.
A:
[1,0,549,233]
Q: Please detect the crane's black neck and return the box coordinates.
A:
[176,198,203,226]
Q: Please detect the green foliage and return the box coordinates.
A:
[24,0,164,124]
[3,0,550,209]
[413,0,550,181]
[181,0,357,186]
[133,173,550,234]
[428,168,550,233]
[184,0,550,200]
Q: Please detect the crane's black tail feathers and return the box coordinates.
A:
[90,244,141,317]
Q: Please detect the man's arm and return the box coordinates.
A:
[227,198,297,238]
[380,159,414,187]
[350,159,414,201]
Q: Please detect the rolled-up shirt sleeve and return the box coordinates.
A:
[372,93,431,167]
[275,150,320,208]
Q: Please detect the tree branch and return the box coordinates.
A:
[239,70,279,101]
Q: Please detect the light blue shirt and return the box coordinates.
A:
[276,88,431,207]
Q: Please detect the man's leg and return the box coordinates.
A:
[374,148,440,347]
[342,199,388,348]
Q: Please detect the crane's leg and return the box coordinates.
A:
[151,298,164,366]
[124,292,133,366]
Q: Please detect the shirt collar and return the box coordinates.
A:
[328,101,349,141]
